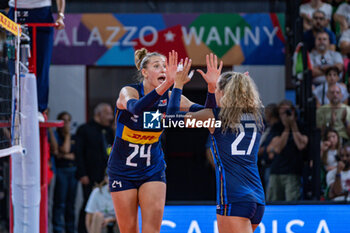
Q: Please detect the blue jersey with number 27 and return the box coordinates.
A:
[210,108,265,206]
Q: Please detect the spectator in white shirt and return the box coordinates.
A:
[313,66,348,107]
[334,2,350,55]
[321,128,341,172]
[310,31,344,85]
[85,176,119,233]
[300,0,333,31]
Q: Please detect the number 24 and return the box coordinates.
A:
[126,143,152,167]
[231,123,257,156]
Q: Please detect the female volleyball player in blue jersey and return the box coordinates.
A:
[107,49,217,233]
[167,56,265,233]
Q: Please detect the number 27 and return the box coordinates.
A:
[231,123,257,156]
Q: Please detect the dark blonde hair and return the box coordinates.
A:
[218,71,264,132]
[134,48,165,82]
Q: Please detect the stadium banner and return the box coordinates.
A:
[157,205,349,233]
[52,13,285,66]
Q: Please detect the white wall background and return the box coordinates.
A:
[48,65,86,134]
[234,65,286,106]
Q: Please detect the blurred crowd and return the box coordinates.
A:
[48,103,118,233]
[256,0,350,203]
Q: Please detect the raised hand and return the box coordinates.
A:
[174,57,192,88]
[165,50,178,85]
[197,53,223,92]
[321,140,331,153]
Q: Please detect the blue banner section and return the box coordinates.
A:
[155,205,350,233]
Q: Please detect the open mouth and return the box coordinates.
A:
[158,76,166,83]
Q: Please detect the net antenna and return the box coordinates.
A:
[0,12,25,158]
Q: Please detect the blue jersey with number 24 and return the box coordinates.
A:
[107,83,168,180]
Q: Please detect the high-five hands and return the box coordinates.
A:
[197,53,223,93]
[174,58,192,89]
[165,50,178,85]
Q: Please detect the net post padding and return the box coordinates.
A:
[11,73,40,233]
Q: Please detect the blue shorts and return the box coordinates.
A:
[216,202,265,224]
[108,170,166,192]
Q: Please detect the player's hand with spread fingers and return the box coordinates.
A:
[165,50,178,85]
[197,53,223,93]
[174,57,192,89]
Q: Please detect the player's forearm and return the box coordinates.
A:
[126,89,162,115]
[167,88,182,115]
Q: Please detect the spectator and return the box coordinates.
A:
[51,111,77,233]
[333,1,350,33]
[317,84,350,142]
[300,0,332,31]
[327,142,350,201]
[75,103,114,233]
[258,103,280,191]
[313,66,348,107]
[303,10,336,51]
[334,1,350,55]
[309,31,344,85]
[85,175,119,233]
[339,29,350,56]
[7,0,65,112]
[266,100,308,201]
[321,128,341,172]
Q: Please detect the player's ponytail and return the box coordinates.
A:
[135,48,148,70]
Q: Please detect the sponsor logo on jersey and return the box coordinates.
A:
[143,110,162,129]
[158,99,167,107]
[121,125,162,144]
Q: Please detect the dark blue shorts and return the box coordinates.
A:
[216,202,265,224]
[108,170,166,192]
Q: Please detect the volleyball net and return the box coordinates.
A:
[0,12,23,158]
[0,11,44,233]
